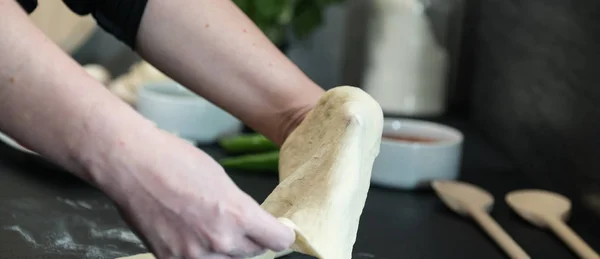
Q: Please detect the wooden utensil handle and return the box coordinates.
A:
[547,217,600,259]
[471,209,530,259]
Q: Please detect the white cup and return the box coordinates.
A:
[136,81,242,144]
[371,118,463,190]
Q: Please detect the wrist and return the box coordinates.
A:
[275,104,313,146]
[274,87,323,145]
[70,99,159,191]
[79,117,228,207]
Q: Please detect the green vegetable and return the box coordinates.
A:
[218,133,279,154]
[233,0,346,45]
[219,151,280,172]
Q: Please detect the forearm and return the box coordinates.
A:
[0,1,155,184]
[136,0,324,145]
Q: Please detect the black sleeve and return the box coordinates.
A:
[15,0,148,49]
[16,0,37,13]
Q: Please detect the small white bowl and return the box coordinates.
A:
[136,81,242,144]
[371,118,463,190]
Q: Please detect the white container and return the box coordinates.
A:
[136,81,242,144]
[371,118,463,189]
[362,0,464,117]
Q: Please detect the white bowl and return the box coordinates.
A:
[136,81,243,144]
[371,118,463,190]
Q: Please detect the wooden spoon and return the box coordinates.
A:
[506,189,600,259]
[432,180,530,259]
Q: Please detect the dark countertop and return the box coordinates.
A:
[0,118,598,259]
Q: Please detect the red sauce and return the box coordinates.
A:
[383,135,438,143]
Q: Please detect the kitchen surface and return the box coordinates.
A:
[0,116,598,259]
[3,0,600,258]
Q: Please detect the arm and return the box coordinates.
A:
[135,0,325,145]
[1,1,295,257]
[0,0,154,183]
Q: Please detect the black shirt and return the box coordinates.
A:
[16,0,148,49]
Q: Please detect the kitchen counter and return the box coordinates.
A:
[0,118,598,259]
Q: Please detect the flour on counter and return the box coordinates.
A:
[48,228,130,258]
[77,201,93,209]
[0,198,145,259]
[91,228,143,247]
[57,197,79,208]
[354,252,377,258]
[56,197,98,210]
[4,225,38,245]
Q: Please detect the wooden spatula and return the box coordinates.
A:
[432,180,530,259]
[506,189,600,259]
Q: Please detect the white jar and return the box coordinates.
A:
[362,0,462,117]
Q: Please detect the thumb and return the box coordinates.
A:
[245,208,295,252]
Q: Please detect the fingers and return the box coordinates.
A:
[202,255,233,259]
[210,234,265,258]
[224,239,265,258]
[245,208,295,252]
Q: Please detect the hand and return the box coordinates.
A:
[95,130,294,258]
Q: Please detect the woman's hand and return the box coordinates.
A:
[0,1,311,257]
[92,130,294,258]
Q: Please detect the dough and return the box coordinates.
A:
[255,86,383,259]
[117,86,383,259]
[83,64,111,85]
[108,61,171,105]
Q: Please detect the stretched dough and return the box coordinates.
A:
[257,86,383,259]
[116,86,383,259]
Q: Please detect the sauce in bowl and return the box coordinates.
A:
[383,135,438,143]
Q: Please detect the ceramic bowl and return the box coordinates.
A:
[371,118,463,190]
[136,81,242,144]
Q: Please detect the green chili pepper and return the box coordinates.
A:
[218,133,278,154]
[219,151,280,172]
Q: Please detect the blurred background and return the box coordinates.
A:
[26,0,600,223]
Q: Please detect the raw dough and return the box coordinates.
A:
[256,86,383,259]
[83,64,112,85]
[108,61,170,105]
[116,86,383,259]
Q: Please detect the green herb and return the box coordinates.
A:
[218,133,278,154]
[219,150,280,172]
[233,0,346,45]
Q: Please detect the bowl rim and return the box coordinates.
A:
[138,80,205,103]
[381,118,464,148]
